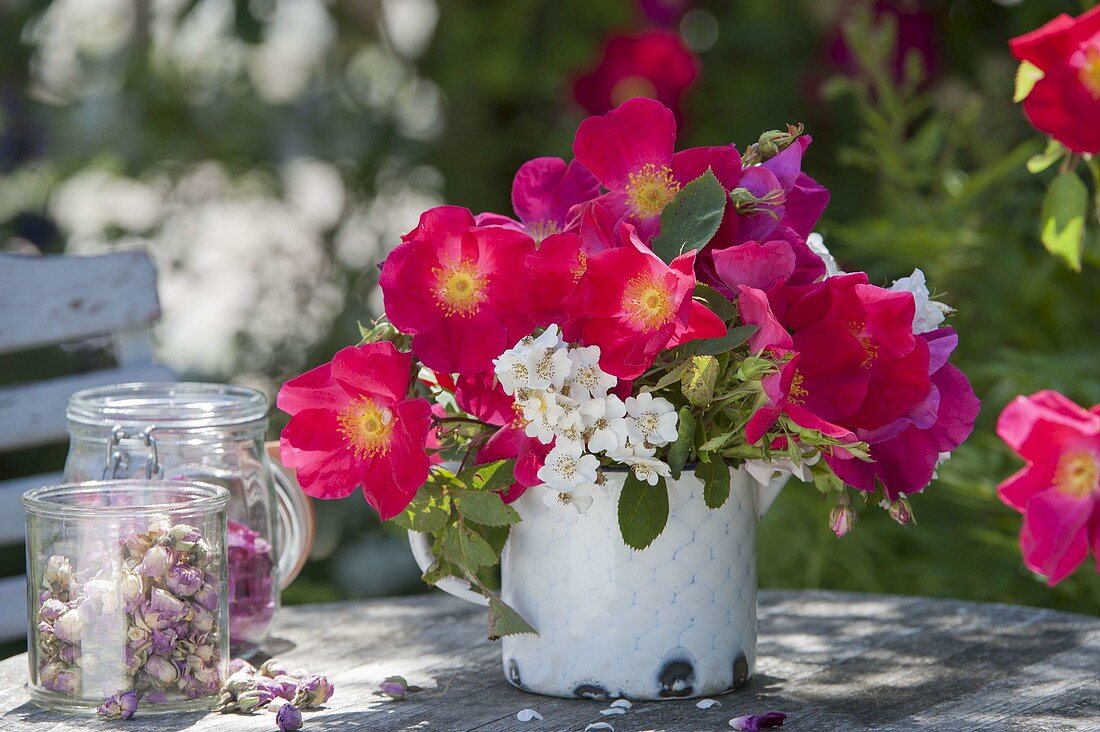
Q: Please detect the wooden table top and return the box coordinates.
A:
[1,589,1098,731]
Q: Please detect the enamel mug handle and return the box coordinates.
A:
[407,531,489,606]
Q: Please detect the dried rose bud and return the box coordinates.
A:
[43,555,73,588]
[269,675,299,701]
[258,658,290,678]
[223,670,260,695]
[53,609,84,645]
[97,690,138,720]
[228,658,256,676]
[151,629,178,655]
[236,687,275,713]
[38,598,67,623]
[379,675,408,700]
[59,643,80,665]
[145,654,180,686]
[166,564,203,597]
[293,674,334,708]
[118,571,144,612]
[191,606,215,634]
[191,582,219,612]
[40,663,81,694]
[138,545,172,578]
[276,703,303,731]
[148,588,187,623]
[168,524,202,550]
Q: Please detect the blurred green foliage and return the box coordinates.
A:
[2,0,1100,626]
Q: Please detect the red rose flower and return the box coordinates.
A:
[1010,6,1100,154]
[574,30,699,125]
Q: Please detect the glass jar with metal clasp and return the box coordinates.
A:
[63,383,314,657]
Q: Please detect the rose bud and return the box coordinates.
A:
[149,588,187,621]
[888,498,913,526]
[118,570,145,612]
[166,564,203,597]
[379,675,408,700]
[151,628,178,655]
[236,687,275,713]
[44,555,73,588]
[38,598,68,623]
[828,505,857,538]
[228,658,256,676]
[138,546,171,578]
[145,654,180,686]
[53,609,84,645]
[276,703,304,731]
[191,606,215,634]
[168,524,202,550]
[258,658,290,678]
[293,674,334,708]
[224,670,259,695]
[59,643,80,664]
[97,690,138,720]
[191,582,219,612]
[40,663,81,695]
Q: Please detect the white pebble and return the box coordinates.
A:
[696,698,721,709]
[599,707,626,716]
[516,708,544,722]
[609,699,632,708]
[585,724,614,731]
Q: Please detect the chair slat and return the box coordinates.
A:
[0,364,174,451]
[0,251,161,355]
[0,576,26,641]
[0,472,60,545]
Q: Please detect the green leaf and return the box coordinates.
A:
[454,490,521,527]
[421,558,461,586]
[440,525,498,570]
[698,430,736,452]
[651,169,727,263]
[667,407,696,480]
[688,325,758,356]
[390,483,449,533]
[1026,139,1065,174]
[1040,171,1088,271]
[487,595,537,640]
[1014,60,1044,103]
[692,283,738,322]
[698,455,731,509]
[459,460,516,492]
[681,355,719,406]
[617,473,670,550]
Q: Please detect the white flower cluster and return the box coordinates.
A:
[493,326,680,511]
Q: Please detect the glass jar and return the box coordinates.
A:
[63,383,313,657]
[23,480,230,714]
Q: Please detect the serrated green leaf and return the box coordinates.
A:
[617,473,670,550]
[698,455,731,509]
[421,558,461,586]
[390,484,449,533]
[651,169,727,263]
[487,595,537,640]
[459,460,516,492]
[1026,139,1064,174]
[440,525,498,570]
[1014,60,1044,103]
[467,521,510,554]
[692,283,738,322]
[454,490,521,527]
[682,355,719,406]
[1040,171,1087,271]
[699,430,736,452]
[667,408,695,480]
[687,324,758,357]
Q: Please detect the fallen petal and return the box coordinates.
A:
[697,698,721,709]
[609,699,632,708]
[585,724,614,731]
[517,708,544,722]
[599,707,626,716]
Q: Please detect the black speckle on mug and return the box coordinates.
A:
[732,652,750,689]
[657,659,695,698]
[506,658,526,690]
[574,683,610,700]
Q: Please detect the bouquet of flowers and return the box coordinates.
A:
[278,97,980,634]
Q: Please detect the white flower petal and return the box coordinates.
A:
[609,699,632,708]
[599,707,626,715]
[585,724,614,731]
[696,698,721,709]
[516,708,544,722]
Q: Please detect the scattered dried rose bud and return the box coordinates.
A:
[236,687,275,713]
[97,691,138,721]
[293,674,334,708]
[379,675,408,700]
[228,658,256,676]
[276,703,304,731]
[259,658,290,678]
[729,711,788,730]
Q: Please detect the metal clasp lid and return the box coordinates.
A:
[102,425,163,480]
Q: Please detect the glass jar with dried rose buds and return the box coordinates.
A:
[63,383,314,657]
[23,480,230,714]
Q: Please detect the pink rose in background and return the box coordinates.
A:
[997,391,1100,585]
[380,205,535,374]
[475,157,599,243]
[635,0,691,28]
[278,343,433,520]
[574,31,699,125]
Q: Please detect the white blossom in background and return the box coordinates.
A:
[890,268,953,334]
[380,0,440,59]
[247,0,334,103]
[807,232,842,278]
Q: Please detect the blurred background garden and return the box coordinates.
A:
[2,0,1100,654]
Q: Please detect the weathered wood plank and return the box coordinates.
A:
[0,577,25,641]
[0,590,1098,730]
[0,251,161,355]
[0,473,57,545]
[0,364,174,451]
